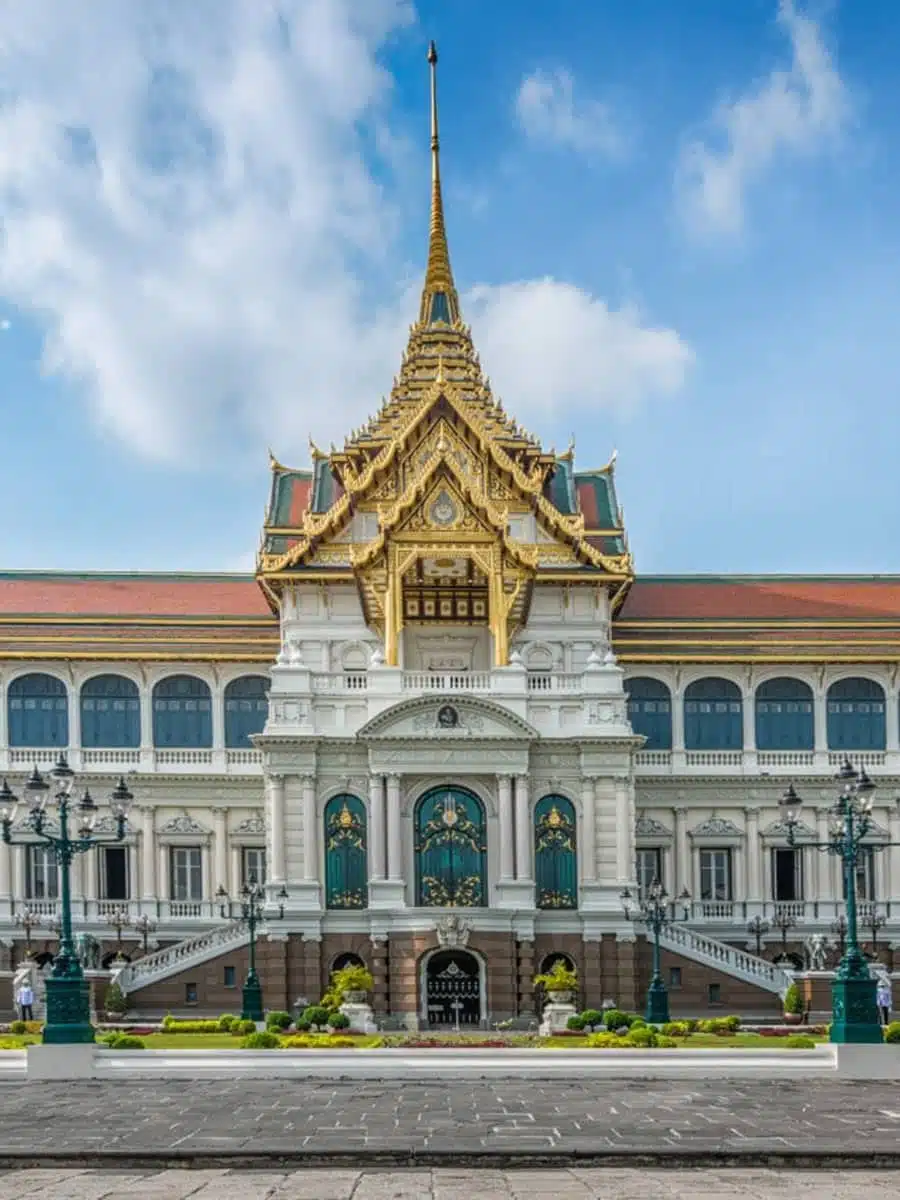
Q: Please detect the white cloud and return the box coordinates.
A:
[0,2,687,467]
[678,0,849,237]
[0,319,9,330]
[467,280,692,424]
[515,68,624,157]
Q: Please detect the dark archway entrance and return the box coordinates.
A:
[424,949,481,1028]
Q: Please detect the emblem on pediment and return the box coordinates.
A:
[429,489,458,528]
[235,814,266,836]
[159,814,209,836]
[435,912,471,949]
[690,816,743,839]
[635,814,672,839]
[762,818,816,841]
[413,705,484,735]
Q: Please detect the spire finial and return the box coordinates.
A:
[419,40,459,328]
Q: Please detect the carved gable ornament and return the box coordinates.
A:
[689,816,743,842]
[435,912,471,949]
[635,814,673,842]
[158,814,211,840]
[761,818,816,842]
[234,814,266,837]
[358,696,537,742]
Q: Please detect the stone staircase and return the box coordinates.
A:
[660,923,793,996]
[116,921,249,996]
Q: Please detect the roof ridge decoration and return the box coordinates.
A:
[420,43,459,329]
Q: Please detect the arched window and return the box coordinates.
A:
[224,676,269,749]
[684,678,743,750]
[80,675,140,748]
[152,675,212,748]
[626,678,672,750]
[534,795,577,909]
[827,678,886,751]
[324,794,368,910]
[8,673,68,747]
[331,952,366,973]
[415,786,486,908]
[755,678,814,751]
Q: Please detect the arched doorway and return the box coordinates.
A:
[423,949,482,1028]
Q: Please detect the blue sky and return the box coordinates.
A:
[0,0,898,573]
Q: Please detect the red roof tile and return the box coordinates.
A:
[622,579,900,622]
[575,480,599,527]
[288,477,311,525]
[0,575,272,618]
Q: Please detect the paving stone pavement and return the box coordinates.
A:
[2,1078,900,1166]
[0,1169,898,1199]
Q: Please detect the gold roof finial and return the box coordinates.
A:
[419,41,459,328]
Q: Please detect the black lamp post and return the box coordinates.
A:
[0,760,132,1044]
[104,905,131,961]
[747,915,770,957]
[133,913,157,956]
[770,908,797,961]
[860,905,887,960]
[621,878,684,1024]
[14,907,42,960]
[780,762,899,1044]
[217,877,287,1022]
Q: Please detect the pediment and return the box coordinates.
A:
[761,818,816,841]
[358,695,538,741]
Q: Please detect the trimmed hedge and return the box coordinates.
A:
[242,1030,280,1049]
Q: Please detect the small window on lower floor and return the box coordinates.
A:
[185,982,198,1005]
[708,983,722,1006]
[669,967,682,989]
[224,966,236,988]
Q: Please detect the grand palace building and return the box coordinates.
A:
[1,48,899,1024]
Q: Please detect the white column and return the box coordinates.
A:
[301,775,317,881]
[139,679,154,769]
[889,808,900,900]
[580,778,596,882]
[0,840,10,898]
[266,774,286,884]
[674,807,689,896]
[70,852,84,902]
[12,847,25,903]
[745,807,761,901]
[212,807,228,893]
[514,774,532,880]
[158,844,169,900]
[887,694,900,754]
[140,807,156,899]
[814,687,828,761]
[387,774,402,881]
[498,775,515,881]
[369,774,386,881]
[84,847,98,900]
[742,690,755,753]
[614,781,633,883]
[816,808,832,904]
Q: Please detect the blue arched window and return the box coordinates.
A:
[80,675,140,748]
[415,786,487,908]
[626,677,672,750]
[152,675,212,748]
[8,674,68,748]
[224,676,269,749]
[684,678,743,751]
[324,794,368,909]
[827,677,886,751]
[755,678,814,751]
[534,795,577,909]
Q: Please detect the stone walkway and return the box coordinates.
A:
[1,1079,900,1166]
[0,1169,897,1198]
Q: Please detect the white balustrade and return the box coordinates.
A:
[828,751,886,768]
[155,750,214,768]
[634,750,672,767]
[696,901,736,920]
[401,672,492,692]
[117,920,249,995]
[526,673,582,693]
[660,923,792,995]
[312,673,368,692]
[81,749,141,768]
[684,751,743,768]
[225,749,262,770]
[8,749,61,768]
[757,751,816,768]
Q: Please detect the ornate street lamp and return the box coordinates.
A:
[621,879,685,1024]
[859,904,887,960]
[747,915,770,957]
[0,760,132,1044]
[830,914,848,960]
[13,906,43,960]
[217,877,287,1022]
[133,913,157,956]
[779,762,896,1044]
[770,908,797,961]
[104,905,131,961]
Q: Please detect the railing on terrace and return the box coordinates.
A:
[526,673,582,692]
[684,751,743,768]
[401,672,493,692]
[311,673,368,692]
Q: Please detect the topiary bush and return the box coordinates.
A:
[295,1017,313,1033]
[784,1034,817,1049]
[217,1014,237,1031]
[580,1009,602,1031]
[234,1019,256,1036]
[884,1022,900,1044]
[281,1035,356,1049]
[265,1010,293,1031]
[161,1019,221,1034]
[9,1021,26,1035]
[328,1012,350,1031]
[721,1015,741,1033]
[302,1005,331,1030]
[566,1014,587,1031]
[242,1030,280,1049]
[99,1032,145,1049]
[662,1021,691,1038]
[625,1025,657,1047]
[783,983,804,1016]
[603,1009,635,1030]
[103,982,128,1016]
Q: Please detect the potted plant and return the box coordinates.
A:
[783,982,804,1025]
[103,981,128,1022]
[332,963,374,1004]
[533,960,579,1003]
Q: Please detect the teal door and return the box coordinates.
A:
[415,786,487,907]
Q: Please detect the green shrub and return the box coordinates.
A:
[785,1035,816,1049]
[587,1032,624,1048]
[603,1009,634,1030]
[295,1017,313,1033]
[233,1019,256,1036]
[783,983,804,1015]
[625,1025,657,1047]
[217,1014,237,1031]
[566,1014,587,1031]
[303,1005,331,1029]
[161,1019,221,1034]
[655,1035,677,1048]
[683,1018,699,1033]
[162,1014,176,1029]
[281,1035,356,1049]
[662,1021,690,1038]
[265,1010,293,1031]
[630,1017,647,1029]
[99,1032,145,1049]
[721,1015,741,1032]
[103,982,128,1015]
[580,1009,602,1030]
[331,964,374,994]
[242,1030,280,1049]
[328,1012,350,1031]
[884,1022,900,1044]
[533,961,579,992]
[9,1021,25,1035]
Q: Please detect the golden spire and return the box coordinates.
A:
[419,41,460,327]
